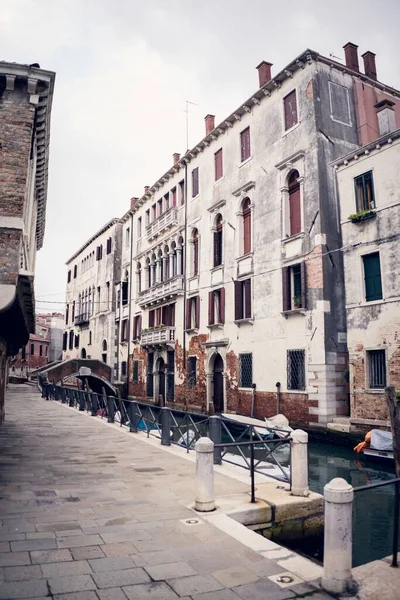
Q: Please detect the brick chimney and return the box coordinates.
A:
[130,197,138,209]
[362,51,377,80]
[343,42,359,72]
[256,61,273,87]
[173,152,180,164]
[205,114,215,135]
[375,99,396,135]
[144,186,150,194]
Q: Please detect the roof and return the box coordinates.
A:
[29,333,50,343]
[66,218,120,264]
[0,61,56,250]
[332,127,400,168]
[119,48,400,223]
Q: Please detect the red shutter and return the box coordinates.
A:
[192,168,199,197]
[245,128,251,159]
[234,281,243,320]
[149,310,155,327]
[244,279,252,318]
[208,291,214,325]
[282,267,291,312]
[243,206,251,255]
[284,90,298,130]
[220,288,225,324]
[301,261,307,310]
[240,128,250,161]
[194,238,198,275]
[185,299,191,330]
[195,296,200,328]
[215,150,223,180]
[172,188,177,206]
[289,185,301,236]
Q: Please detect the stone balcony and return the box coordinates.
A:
[146,206,177,241]
[74,312,90,326]
[137,275,184,308]
[140,326,176,347]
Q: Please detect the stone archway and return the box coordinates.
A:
[81,348,87,359]
[154,356,166,403]
[206,348,226,414]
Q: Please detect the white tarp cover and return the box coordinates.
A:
[370,429,393,451]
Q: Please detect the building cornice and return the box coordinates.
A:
[66,218,120,264]
[332,127,400,168]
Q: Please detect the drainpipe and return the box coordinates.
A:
[250,383,256,417]
[182,161,188,381]
[276,381,281,415]
[126,211,134,398]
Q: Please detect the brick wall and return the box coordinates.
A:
[128,346,147,398]
[306,244,324,290]
[45,359,112,384]
[0,231,20,285]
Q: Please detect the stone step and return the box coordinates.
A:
[327,422,351,434]
[332,417,351,424]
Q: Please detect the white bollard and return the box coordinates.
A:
[290,429,309,497]
[195,437,215,512]
[322,478,353,594]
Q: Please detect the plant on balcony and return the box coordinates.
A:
[293,296,302,309]
[348,209,376,223]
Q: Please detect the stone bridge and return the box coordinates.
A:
[39,358,116,395]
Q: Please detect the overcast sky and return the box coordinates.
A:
[2,0,400,313]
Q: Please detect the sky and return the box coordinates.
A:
[2,0,400,313]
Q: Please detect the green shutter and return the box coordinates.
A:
[363,253,382,302]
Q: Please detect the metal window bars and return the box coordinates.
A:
[287,349,305,390]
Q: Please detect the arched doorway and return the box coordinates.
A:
[156,357,165,402]
[81,348,87,359]
[213,354,224,413]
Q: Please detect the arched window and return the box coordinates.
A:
[102,339,107,351]
[102,340,107,363]
[89,331,92,345]
[288,170,301,237]
[192,229,199,276]
[242,198,251,255]
[122,271,129,305]
[72,301,75,323]
[137,263,142,293]
[213,215,223,267]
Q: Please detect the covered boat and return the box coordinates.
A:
[354,429,394,462]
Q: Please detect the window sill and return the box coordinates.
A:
[282,232,304,244]
[282,309,306,318]
[234,318,254,326]
[282,121,301,137]
[120,341,128,345]
[207,323,224,330]
[191,193,200,201]
[211,264,224,273]
[236,252,254,262]
[239,156,252,168]
[286,389,307,394]
[346,299,385,309]
[214,176,225,185]
[365,389,386,394]
[238,387,253,392]
[185,328,199,334]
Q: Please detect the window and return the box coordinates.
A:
[133,315,142,340]
[215,149,223,180]
[89,331,92,345]
[72,301,75,322]
[208,288,225,325]
[147,352,154,397]
[355,171,375,211]
[96,245,103,261]
[30,343,34,356]
[45,346,48,357]
[125,227,130,248]
[239,353,253,388]
[157,199,163,217]
[122,279,129,306]
[39,345,43,357]
[162,303,175,326]
[121,319,129,342]
[65,304,69,326]
[21,346,26,360]
[132,360,139,383]
[240,127,251,162]
[149,309,155,328]
[106,282,110,310]
[164,193,169,210]
[193,229,199,275]
[179,180,185,205]
[152,204,157,221]
[74,334,79,349]
[192,167,199,197]
[121,361,127,377]
[242,198,252,255]
[102,339,107,364]
[188,356,197,387]
[234,279,252,320]
[106,237,112,254]
[282,262,306,311]
[363,252,382,302]
[171,187,177,207]
[97,287,101,312]
[69,331,74,350]
[137,217,142,238]
[145,209,150,226]
[73,265,77,278]
[288,170,301,236]
[62,333,67,351]
[167,351,175,401]
[284,90,298,130]
[213,214,223,267]
[186,296,200,330]
[287,349,305,390]
[67,270,71,283]
[367,349,386,389]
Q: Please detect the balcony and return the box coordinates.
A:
[146,206,177,241]
[74,312,90,326]
[140,326,175,347]
[138,275,184,308]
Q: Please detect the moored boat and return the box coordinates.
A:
[354,429,394,462]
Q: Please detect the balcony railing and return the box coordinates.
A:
[138,275,184,307]
[140,326,175,346]
[74,312,90,326]
[146,206,177,240]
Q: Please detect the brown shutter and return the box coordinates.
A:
[234,281,243,320]
[208,291,214,325]
[133,316,137,339]
[195,296,200,328]
[220,288,225,324]
[213,232,218,267]
[245,128,251,159]
[243,209,251,255]
[149,310,155,327]
[282,267,291,311]
[301,261,307,310]
[244,279,252,318]
[289,185,301,236]
[185,299,191,330]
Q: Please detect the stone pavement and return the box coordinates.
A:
[0,385,332,600]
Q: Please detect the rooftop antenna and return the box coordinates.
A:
[185,100,198,150]
[329,53,343,62]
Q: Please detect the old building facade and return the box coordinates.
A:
[334,120,400,425]
[0,61,55,422]
[63,219,122,377]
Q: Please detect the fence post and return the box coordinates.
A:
[290,429,309,497]
[68,390,74,407]
[90,393,98,416]
[322,478,353,594]
[161,407,171,446]
[209,415,222,465]
[107,397,115,423]
[78,391,86,411]
[128,401,139,433]
[195,437,215,512]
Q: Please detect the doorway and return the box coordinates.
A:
[213,354,224,413]
[81,348,87,359]
[156,357,165,402]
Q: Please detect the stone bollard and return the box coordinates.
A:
[195,437,215,512]
[322,478,353,594]
[290,429,309,497]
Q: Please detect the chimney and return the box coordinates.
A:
[256,61,273,87]
[205,114,215,135]
[173,152,180,164]
[375,99,396,136]
[144,186,149,194]
[130,197,138,209]
[362,51,377,80]
[343,42,359,72]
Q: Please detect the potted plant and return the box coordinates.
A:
[293,296,302,309]
[348,209,376,223]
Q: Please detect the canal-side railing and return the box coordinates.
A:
[41,384,293,485]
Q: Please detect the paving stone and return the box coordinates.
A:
[26,531,56,539]
[234,579,297,600]
[57,534,104,548]
[36,521,81,532]
[100,530,151,544]
[0,532,26,542]
[11,538,57,552]
[168,574,224,596]
[145,561,197,581]
[192,591,242,600]
[31,549,73,564]
[70,545,105,560]
[0,551,31,566]
[0,542,10,552]
[89,555,136,572]
[133,549,181,567]
[54,593,99,600]
[0,578,48,599]
[96,589,129,600]
[101,542,136,557]
[48,574,97,595]
[55,529,83,537]
[41,559,92,577]
[4,564,43,581]
[93,567,150,588]
[212,566,259,587]
[123,582,179,600]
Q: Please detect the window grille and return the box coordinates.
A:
[188,356,197,387]
[368,350,386,388]
[287,349,305,390]
[239,353,253,388]
[132,360,139,383]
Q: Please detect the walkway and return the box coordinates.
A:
[0,385,330,600]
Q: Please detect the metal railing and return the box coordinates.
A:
[74,312,90,325]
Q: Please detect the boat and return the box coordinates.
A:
[354,429,394,462]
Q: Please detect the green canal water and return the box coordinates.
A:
[296,441,398,567]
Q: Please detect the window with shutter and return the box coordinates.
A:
[208,291,214,325]
[193,229,199,275]
[284,90,298,130]
[215,149,223,180]
[188,356,197,387]
[363,253,382,302]
[288,171,301,236]
[214,215,223,267]
[282,262,306,311]
[192,168,199,197]
[171,187,177,206]
[146,352,154,397]
[149,310,155,328]
[208,288,224,325]
[242,198,252,255]
[186,297,199,330]
[240,127,251,162]
[355,171,375,211]
[234,279,251,320]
